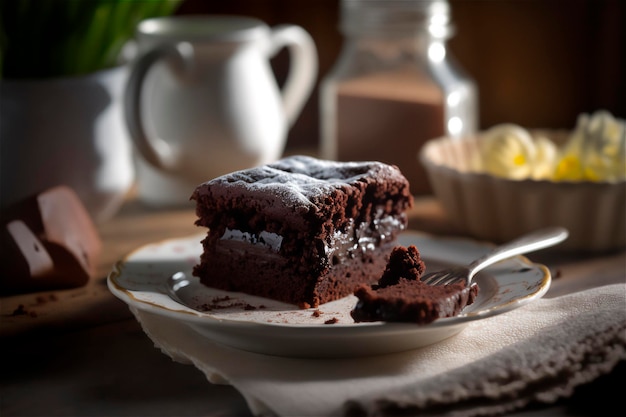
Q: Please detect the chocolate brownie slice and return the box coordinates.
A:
[191,155,413,308]
[351,245,478,324]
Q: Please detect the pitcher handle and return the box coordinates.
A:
[124,42,194,173]
[268,25,318,127]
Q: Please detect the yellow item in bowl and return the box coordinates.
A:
[554,110,626,182]
[532,135,559,180]
[478,124,557,180]
[478,110,625,182]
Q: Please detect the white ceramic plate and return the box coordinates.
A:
[108,231,551,358]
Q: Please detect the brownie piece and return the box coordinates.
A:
[351,245,478,324]
[191,155,413,308]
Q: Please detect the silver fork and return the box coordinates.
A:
[421,227,569,286]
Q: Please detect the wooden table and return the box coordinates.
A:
[2,196,624,416]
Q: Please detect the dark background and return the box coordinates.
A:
[176,0,625,151]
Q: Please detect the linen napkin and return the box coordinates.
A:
[132,283,626,417]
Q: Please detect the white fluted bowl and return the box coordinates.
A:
[419,132,626,252]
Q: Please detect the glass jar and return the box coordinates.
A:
[320,0,478,194]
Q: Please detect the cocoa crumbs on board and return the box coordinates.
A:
[11,304,37,317]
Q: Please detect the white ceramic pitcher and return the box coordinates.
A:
[124,15,317,206]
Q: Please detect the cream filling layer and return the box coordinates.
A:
[218,210,405,264]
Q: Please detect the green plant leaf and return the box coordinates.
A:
[0,0,183,79]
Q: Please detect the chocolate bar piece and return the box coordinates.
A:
[0,186,102,294]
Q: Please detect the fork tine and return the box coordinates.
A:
[422,272,451,286]
[438,275,463,286]
[420,273,436,285]
[422,269,468,286]
[426,274,447,286]
[437,274,459,286]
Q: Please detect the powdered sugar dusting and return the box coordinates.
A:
[199,155,401,207]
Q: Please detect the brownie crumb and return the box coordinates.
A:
[198,299,245,311]
[312,309,322,317]
[35,294,58,305]
[377,245,425,288]
[324,317,339,324]
[197,297,259,312]
[11,304,28,316]
[11,304,37,317]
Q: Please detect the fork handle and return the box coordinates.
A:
[468,227,569,278]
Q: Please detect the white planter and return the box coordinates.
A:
[1,66,135,222]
